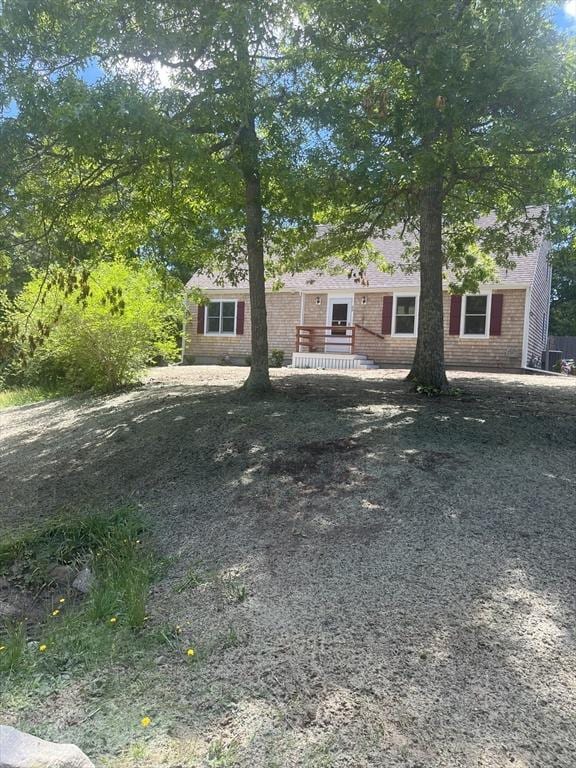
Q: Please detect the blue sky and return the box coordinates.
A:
[553,0,576,29]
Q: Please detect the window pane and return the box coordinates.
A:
[207,316,220,333]
[207,302,220,319]
[396,297,416,316]
[396,315,415,334]
[464,315,486,335]
[222,301,236,318]
[221,316,235,332]
[331,303,349,323]
[466,295,487,315]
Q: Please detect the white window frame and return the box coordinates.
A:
[392,292,419,338]
[460,292,492,339]
[204,298,238,336]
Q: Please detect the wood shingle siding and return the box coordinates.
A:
[184,292,301,364]
[183,288,528,370]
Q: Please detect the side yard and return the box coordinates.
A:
[1,367,575,768]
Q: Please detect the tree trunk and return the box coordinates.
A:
[407,180,449,390]
[238,115,272,395]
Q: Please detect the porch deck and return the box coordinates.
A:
[292,351,377,370]
[293,325,378,369]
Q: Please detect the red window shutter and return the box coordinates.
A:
[236,301,245,335]
[449,295,462,335]
[490,293,504,336]
[197,305,205,335]
[381,295,393,334]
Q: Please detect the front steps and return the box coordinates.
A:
[292,352,379,370]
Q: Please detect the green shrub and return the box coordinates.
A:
[269,349,284,368]
[5,260,180,393]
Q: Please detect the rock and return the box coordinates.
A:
[48,565,75,584]
[0,725,95,768]
[72,567,94,595]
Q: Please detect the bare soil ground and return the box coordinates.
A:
[1,366,575,768]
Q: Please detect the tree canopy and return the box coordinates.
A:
[294,0,575,386]
[550,183,576,337]
[1,1,574,390]
[1,0,320,392]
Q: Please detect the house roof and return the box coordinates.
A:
[186,210,548,293]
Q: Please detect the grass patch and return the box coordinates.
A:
[174,564,215,593]
[0,386,66,410]
[207,738,239,767]
[0,508,165,678]
[220,575,248,604]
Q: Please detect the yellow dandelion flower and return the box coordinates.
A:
[186,647,195,657]
[51,609,60,617]
[59,597,66,604]
[39,644,47,652]
[0,645,6,652]
[140,716,152,728]
[109,617,118,624]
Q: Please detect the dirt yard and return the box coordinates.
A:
[1,366,575,767]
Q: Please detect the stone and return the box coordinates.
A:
[0,725,95,768]
[71,567,94,595]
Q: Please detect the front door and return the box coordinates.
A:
[325,297,353,353]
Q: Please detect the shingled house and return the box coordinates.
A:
[183,215,551,371]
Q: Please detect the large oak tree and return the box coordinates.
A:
[296,0,574,388]
[1,0,317,394]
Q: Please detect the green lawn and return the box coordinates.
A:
[0,386,64,410]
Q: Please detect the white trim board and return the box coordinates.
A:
[459,291,492,339]
[204,297,238,336]
[521,285,532,367]
[391,291,419,338]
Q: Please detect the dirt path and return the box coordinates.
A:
[1,367,575,767]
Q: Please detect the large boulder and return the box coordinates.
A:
[0,725,94,768]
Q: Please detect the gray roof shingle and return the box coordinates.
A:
[187,210,547,292]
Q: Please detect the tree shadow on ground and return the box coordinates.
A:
[1,369,575,766]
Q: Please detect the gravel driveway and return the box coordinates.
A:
[1,366,575,767]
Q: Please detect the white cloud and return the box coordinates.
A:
[565,1,576,18]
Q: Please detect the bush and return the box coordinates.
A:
[269,349,284,368]
[5,261,180,393]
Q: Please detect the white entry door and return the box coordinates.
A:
[325,297,353,353]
